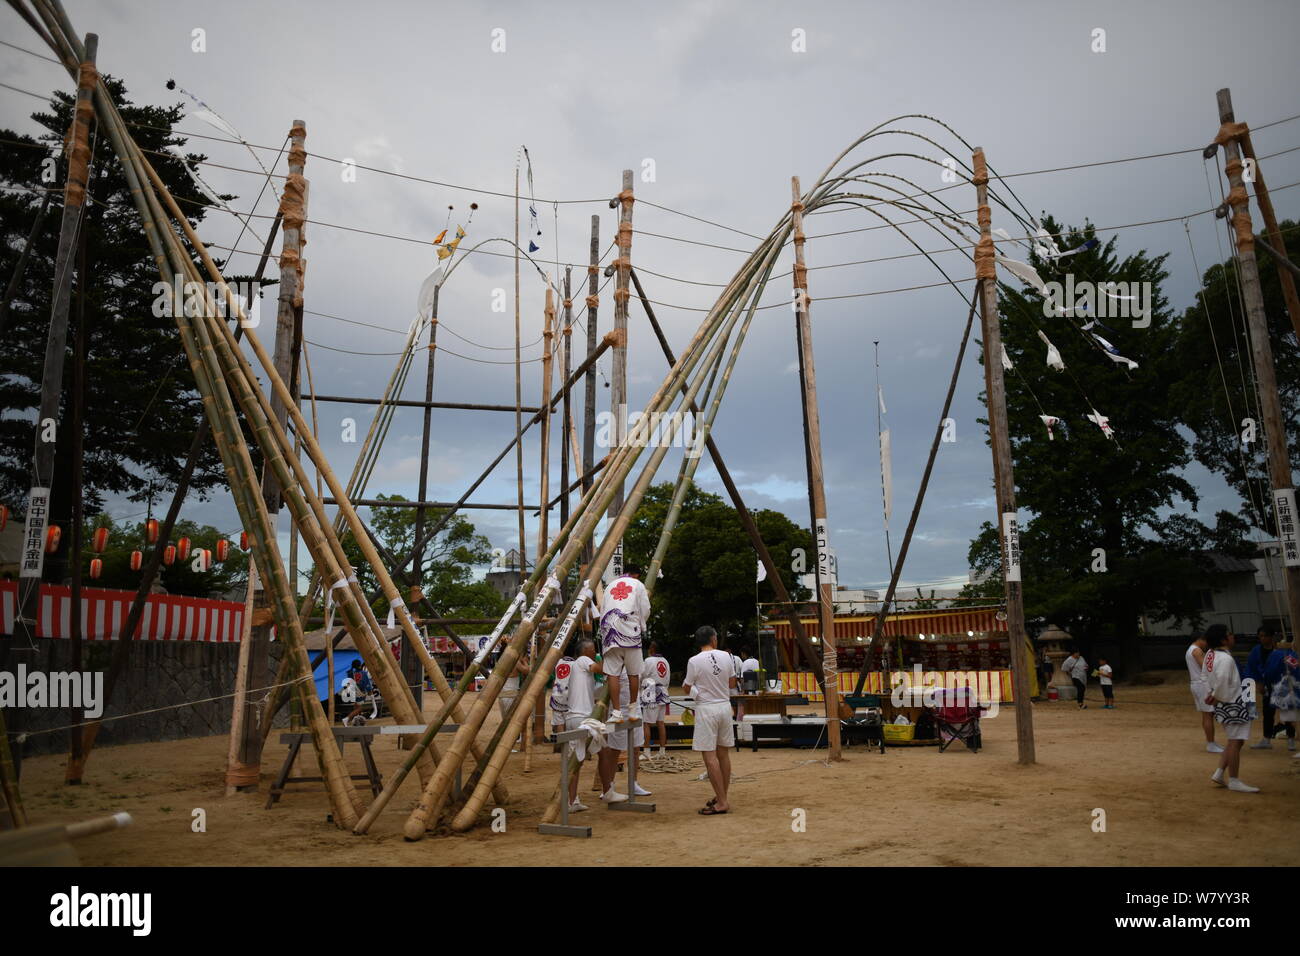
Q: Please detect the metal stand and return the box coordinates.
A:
[607,717,655,814]
[538,726,592,838]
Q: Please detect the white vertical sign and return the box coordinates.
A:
[814,518,832,583]
[1275,488,1299,567]
[20,486,51,578]
[1001,511,1022,582]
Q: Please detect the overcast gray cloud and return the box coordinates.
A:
[4,0,1298,590]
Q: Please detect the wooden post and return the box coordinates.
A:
[514,165,527,572]
[413,283,439,577]
[972,148,1036,764]
[538,285,555,565]
[234,119,306,788]
[67,190,91,773]
[582,216,601,564]
[608,171,634,577]
[561,268,573,533]
[1215,91,1300,638]
[14,33,96,648]
[789,176,841,760]
[1226,97,1300,342]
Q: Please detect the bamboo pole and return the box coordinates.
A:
[853,292,979,696]
[582,216,601,570]
[226,563,257,795]
[34,14,361,823]
[449,292,752,832]
[608,171,634,576]
[67,183,90,774]
[514,164,527,575]
[629,267,819,669]
[413,283,439,576]
[972,147,1035,764]
[13,31,95,648]
[0,191,52,339]
[1213,93,1300,644]
[789,176,842,760]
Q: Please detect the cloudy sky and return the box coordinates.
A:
[3,0,1299,592]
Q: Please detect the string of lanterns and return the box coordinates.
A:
[4,506,251,581]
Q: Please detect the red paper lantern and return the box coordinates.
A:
[162,544,176,566]
[0,504,8,532]
[239,531,250,551]
[89,557,103,580]
[176,537,192,561]
[146,518,159,545]
[195,548,212,572]
[215,539,230,563]
[45,525,61,553]
[92,526,109,553]
[130,550,143,571]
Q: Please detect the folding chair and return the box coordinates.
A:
[935,686,983,753]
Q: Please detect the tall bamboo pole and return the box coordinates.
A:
[449,290,753,832]
[514,164,527,573]
[789,177,842,760]
[630,267,818,671]
[235,118,306,786]
[608,171,634,576]
[582,216,601,565]
[1214,92,1300,639]
[972,148,1035,764]
[14,31,95,649]
[29,0,364,823]
[413,283,439,576]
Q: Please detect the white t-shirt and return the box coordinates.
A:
[549,655,575,720]
[1203,648,1241,704]
[1098,664,1113,686]
[685,649,735,705]
[640,655,671,705]
[741,657,760,673]
[1063,656,1088,681]
[730,654,743,679]
[1185,643,1205,684]
[567,655,598,718]
[597,575,651,649]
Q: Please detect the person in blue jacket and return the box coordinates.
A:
[1246,627,1293,750]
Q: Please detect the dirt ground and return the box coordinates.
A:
[13,671,1300,866]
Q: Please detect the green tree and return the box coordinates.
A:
[1167,218,1300,532]
[332,494,506,619]
[0,77,240,584]
[622,481,811,669]
[967,216,1242,674]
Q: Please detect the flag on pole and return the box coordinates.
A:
[880,428,893,526]
[756,559,767,583]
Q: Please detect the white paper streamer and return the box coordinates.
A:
[1037,330,1065,371]
[995,256,1047,295]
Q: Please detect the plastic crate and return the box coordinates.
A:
[883,723,916,743]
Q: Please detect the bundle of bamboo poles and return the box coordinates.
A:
[18,0,501,826]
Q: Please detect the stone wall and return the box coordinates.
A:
[1,637,287,759]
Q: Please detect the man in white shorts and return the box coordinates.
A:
[597,563,651,722]
[602,674,652,798]
[684,625,736,815]
[562,638,611,812]
[1186,633,1221,752]
[640,640,671,755]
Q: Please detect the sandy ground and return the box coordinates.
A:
[12,671,1300,866]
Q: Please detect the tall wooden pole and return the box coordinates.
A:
[561,268,574,533]
[514,165,527,575]
[1224,98,1300,342]
[1215,91,1300,637]
[414,284,440,578]
[789,177,841,760]
[14,33,97,651]
[67,185,91,772]
[538,285,555,565]
[582,216,601,565]
[607,171,634,577]
[972,148,1035,764]
[233,119,306,788]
